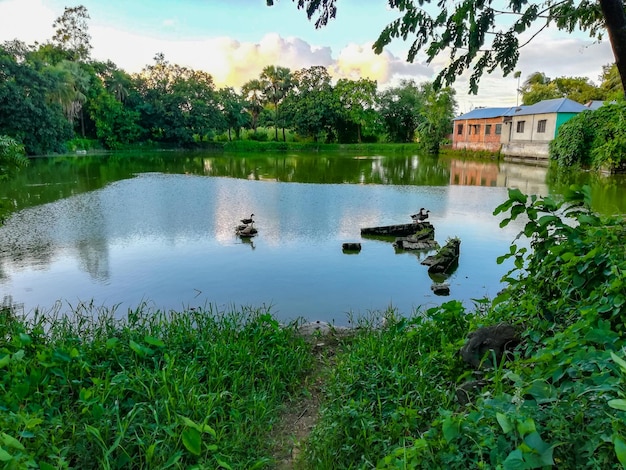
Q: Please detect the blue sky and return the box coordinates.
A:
[0,0,615,112]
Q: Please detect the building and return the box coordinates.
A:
[500,98,588,160]
[452,107,511,152]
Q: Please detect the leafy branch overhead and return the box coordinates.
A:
[270,0,624,96]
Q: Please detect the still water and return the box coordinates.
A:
[1,151,624,325]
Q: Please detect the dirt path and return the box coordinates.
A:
[271,326,348,469]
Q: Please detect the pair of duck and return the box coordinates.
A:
[411,208,430,222]
[236,213,257,237]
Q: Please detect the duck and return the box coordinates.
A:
[411,208,430,222]
[240,213,255,225]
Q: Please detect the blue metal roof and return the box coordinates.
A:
[453,107,512,120]
[505,98,587,117]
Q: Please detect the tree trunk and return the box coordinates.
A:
[600,0,626,97]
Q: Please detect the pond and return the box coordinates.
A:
[1,150,625,326]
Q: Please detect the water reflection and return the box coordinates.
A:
[1,150,624,324]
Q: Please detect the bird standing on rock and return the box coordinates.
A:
[241,214,255,225]
[411,208,430,222]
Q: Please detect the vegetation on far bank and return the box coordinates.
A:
[2,185,625,469]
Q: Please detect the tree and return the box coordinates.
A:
[0,44,73,154]
[283,66,338,142]
[377,80,424,143]
[51,5,92,62]
[218,87,249,140]
[272,0,626,97]
[334,78,378,143]
[134,54,222,145]
[520,72,606,104]
[241,79,265,132]
[260,65,293,141]
[416,83,457,153]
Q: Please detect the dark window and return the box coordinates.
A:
[495,124,502,135]
[457,124,463,135]
[516,121,525,133]
[537,119,547,133]
[485,124,492,135]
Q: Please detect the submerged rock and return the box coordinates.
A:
[421,238,460,274]
[431,283,450,296]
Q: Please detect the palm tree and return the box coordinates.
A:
[260,66,293,141]
[242,79,265,132]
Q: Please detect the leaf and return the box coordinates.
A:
[525,381,557,404]
[216,458,233,469]
[503,449,525,470]
[182,427,202,456]
[613,435,626,466]
[608,399,626,411]
[508,188,527,204]
[611,352,626,373]
[0,447,12,462]
[0,354,9,369]
[105,337,119,349]
[516,418,536,437]
[144,335,165,348]
[0,433,24,451]
[497,412,513,433]
[442,416,459,442]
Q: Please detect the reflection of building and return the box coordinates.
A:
[450,159,499,186]
[448,159,549,193]
[452,98,592,160]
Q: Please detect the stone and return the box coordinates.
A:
[459,324,519,369]
[431,283,450,296]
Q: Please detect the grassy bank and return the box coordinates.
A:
[221,141,424,154]
[2,186,625,469]
[0,304,312,469]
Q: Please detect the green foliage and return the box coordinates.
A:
[0,135,28,222]
[550,102,626,170]
[548,111,594,166]
[521,73,606,105]
[0,304,311,469]
[303,186,626,468]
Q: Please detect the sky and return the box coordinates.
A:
[0,0,616,113]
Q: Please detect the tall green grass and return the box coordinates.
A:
[0,302,312,469]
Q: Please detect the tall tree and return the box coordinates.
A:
[0,44,73,154]
[260,65,293,141]
[416,82,456,154]
[377,79,424,143]
[283,66,338,142]
[241,79,265,132]
[273,0,626,97]
[218,87,249,141]
[520,72,606,104]
[334,78,377,143]
[51,5,92,62]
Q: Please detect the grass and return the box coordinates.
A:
[0,302,312,469]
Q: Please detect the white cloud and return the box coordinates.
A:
[0,0,55,44]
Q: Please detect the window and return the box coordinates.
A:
[469,124,480,135]
[516,121,525,133]
[457,124,463,135]
[495,124,502,135]
[537,119,547,133]
[485,124,492,135]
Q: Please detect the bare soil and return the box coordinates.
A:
[271,328,350,469]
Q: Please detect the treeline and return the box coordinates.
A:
[0,6,456,156]
[520,68,622,106]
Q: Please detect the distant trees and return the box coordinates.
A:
[0,5,461,154]
[520,72,606,105]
